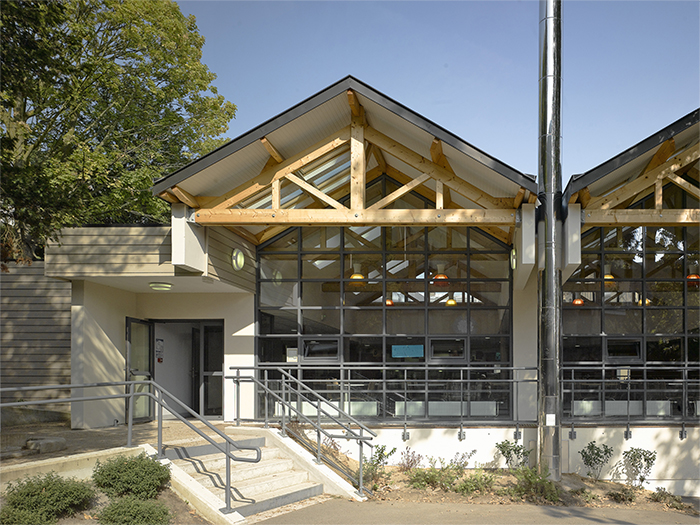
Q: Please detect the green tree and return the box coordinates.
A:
[1,0,236,264]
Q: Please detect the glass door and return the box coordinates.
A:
[202,323,223,417]
[126,318,154,422]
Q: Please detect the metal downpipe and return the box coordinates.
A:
[537,0,562,481]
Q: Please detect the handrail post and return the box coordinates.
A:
[157,385,164,458]
[127,382,135,447]
[225,440,232,512]
[264,369,269,429]
[236,368,241,427]
[357,433,364,496]
[316,401,322,464]
[281,376,287,437]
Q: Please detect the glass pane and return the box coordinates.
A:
[607,339,641,359]
[258,338,297,363]
[604,310,642,335]
[300,282,339,307]
[570,254,601,280]
[646,309,682,334]
[301,309,340,334]
[203,325,223,372]
[689,282,700,307]
[646,281,683,307]
[581,229,601,251]
[646,227,684,252]
[468,281,509,306]
[689,311,699,335]
[259,310,298,335]
[603,227,643,252]
[645,253,684,279]
[429,287,468,306]
[302,339,339,359]
[687,225,699,251]
[563,281,601,306]
[427,227,467,251]
[428,309,468,334]
[386,226,425,251]
[344,337,383,362]
[470,337,509,363]
[260,254,298,280]
[563,309,601,335]
[203,376,222,416]
[302,227,341,250]
[470,229,506,251]
[344,310,383,335]
[262,229,298,251]
[431,339,466,359]
[470,253,509,279]
[344,287,385,307]
[603,281,642,307]
[344,254,382,279]
[563,336,603,362]
[129,322,150,372]
[604,253,643,279]
[646,337,683,362]
[260,281,298,307]
[345,226,382,251]
[689,336,699,362]
[386,254,426,279]
[387,309,425,334]
[471,309,510,334]
[428,254,468,279]
[387,337,425,363]
[386,281,426,306]
[302,254,340,279]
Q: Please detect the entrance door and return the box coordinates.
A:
[126,318,154,422]
[199,323,223,417]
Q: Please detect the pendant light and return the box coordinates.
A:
[433,262,449,287]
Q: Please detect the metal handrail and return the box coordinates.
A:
[228,367,376,496]
[0,380,261,514]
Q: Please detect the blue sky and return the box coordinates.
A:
[176,0,699,187]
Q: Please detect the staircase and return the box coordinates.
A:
[163,433,324,517]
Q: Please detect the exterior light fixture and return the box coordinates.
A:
[433,263,449,287]
[149,282,172,291]
[231,248,245,271]
[510,248,517,270]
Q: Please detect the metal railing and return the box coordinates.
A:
[0,381,261,514]
[228,366,377,496]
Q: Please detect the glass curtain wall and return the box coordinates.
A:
[256,178,513,421]
[562,184,699,421]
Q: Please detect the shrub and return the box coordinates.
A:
[93,453,170,499]
[621,447,656,487]
[398,446,423,473]
[607,486,636,503]
[98,495,170,525]
[454,469,495,495]
[650,487,686,510]
[569,488,599,503]
[512,466,559,503]
[408,451,475,492]
[0,472,95,525]
[578,441,613,481]
[359,444,396,489]
[495,440,532,469]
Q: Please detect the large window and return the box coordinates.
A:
[256,214,513,421]
[562,184,699,420]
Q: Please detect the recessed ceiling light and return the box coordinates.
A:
[149,282,172,291]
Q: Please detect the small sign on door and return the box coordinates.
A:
[156,339,164,363]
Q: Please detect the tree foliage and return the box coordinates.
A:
[1,0,236,263]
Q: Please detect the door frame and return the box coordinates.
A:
[125,317,155,423]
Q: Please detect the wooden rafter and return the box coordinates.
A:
[666,173,700,200]
[366,126,512,209]
[194,208,518,227]
[171,186,199,208]
[202,127,351,211]
[513,187,526,209]
[583,208,699,227]
[158,191,179,204]
[347,89,362,117]
[368,174,431,211]
[261,137,285,163]
[285,173,347,210]
[350,111,366,210]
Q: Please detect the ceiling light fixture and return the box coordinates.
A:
[433,263,449,287]
[572,298,584,306]
[349,263,366,287]
[149,282,173,291]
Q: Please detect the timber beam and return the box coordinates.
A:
[583,208,699,227]
[194,208,518,227]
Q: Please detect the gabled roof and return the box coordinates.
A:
[564,109,699,205]
[152,76,535,200]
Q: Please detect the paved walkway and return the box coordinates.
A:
[256,498,700,525]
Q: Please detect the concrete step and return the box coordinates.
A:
[186,458,295,488]
[234,481,324,517]
[208,469,312,499]
[172,446,282,475]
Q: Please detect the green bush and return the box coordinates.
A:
[359,444,396,490]
[93,453,170,499]
[0,472,95,525]
[512,466,559,503]
[578,441,613,481]
[607,486,636,503]
[622,448,656,487]
[454,469,495,495]
[408,452,475,492]
[98,495,170,525]
[650,487,686,510]
[398,446,423,473]
[495,440,531,469]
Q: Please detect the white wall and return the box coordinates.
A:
[512,271,538,422]
[71,281,136,429]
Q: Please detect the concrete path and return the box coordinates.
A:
[256,498,700,525]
